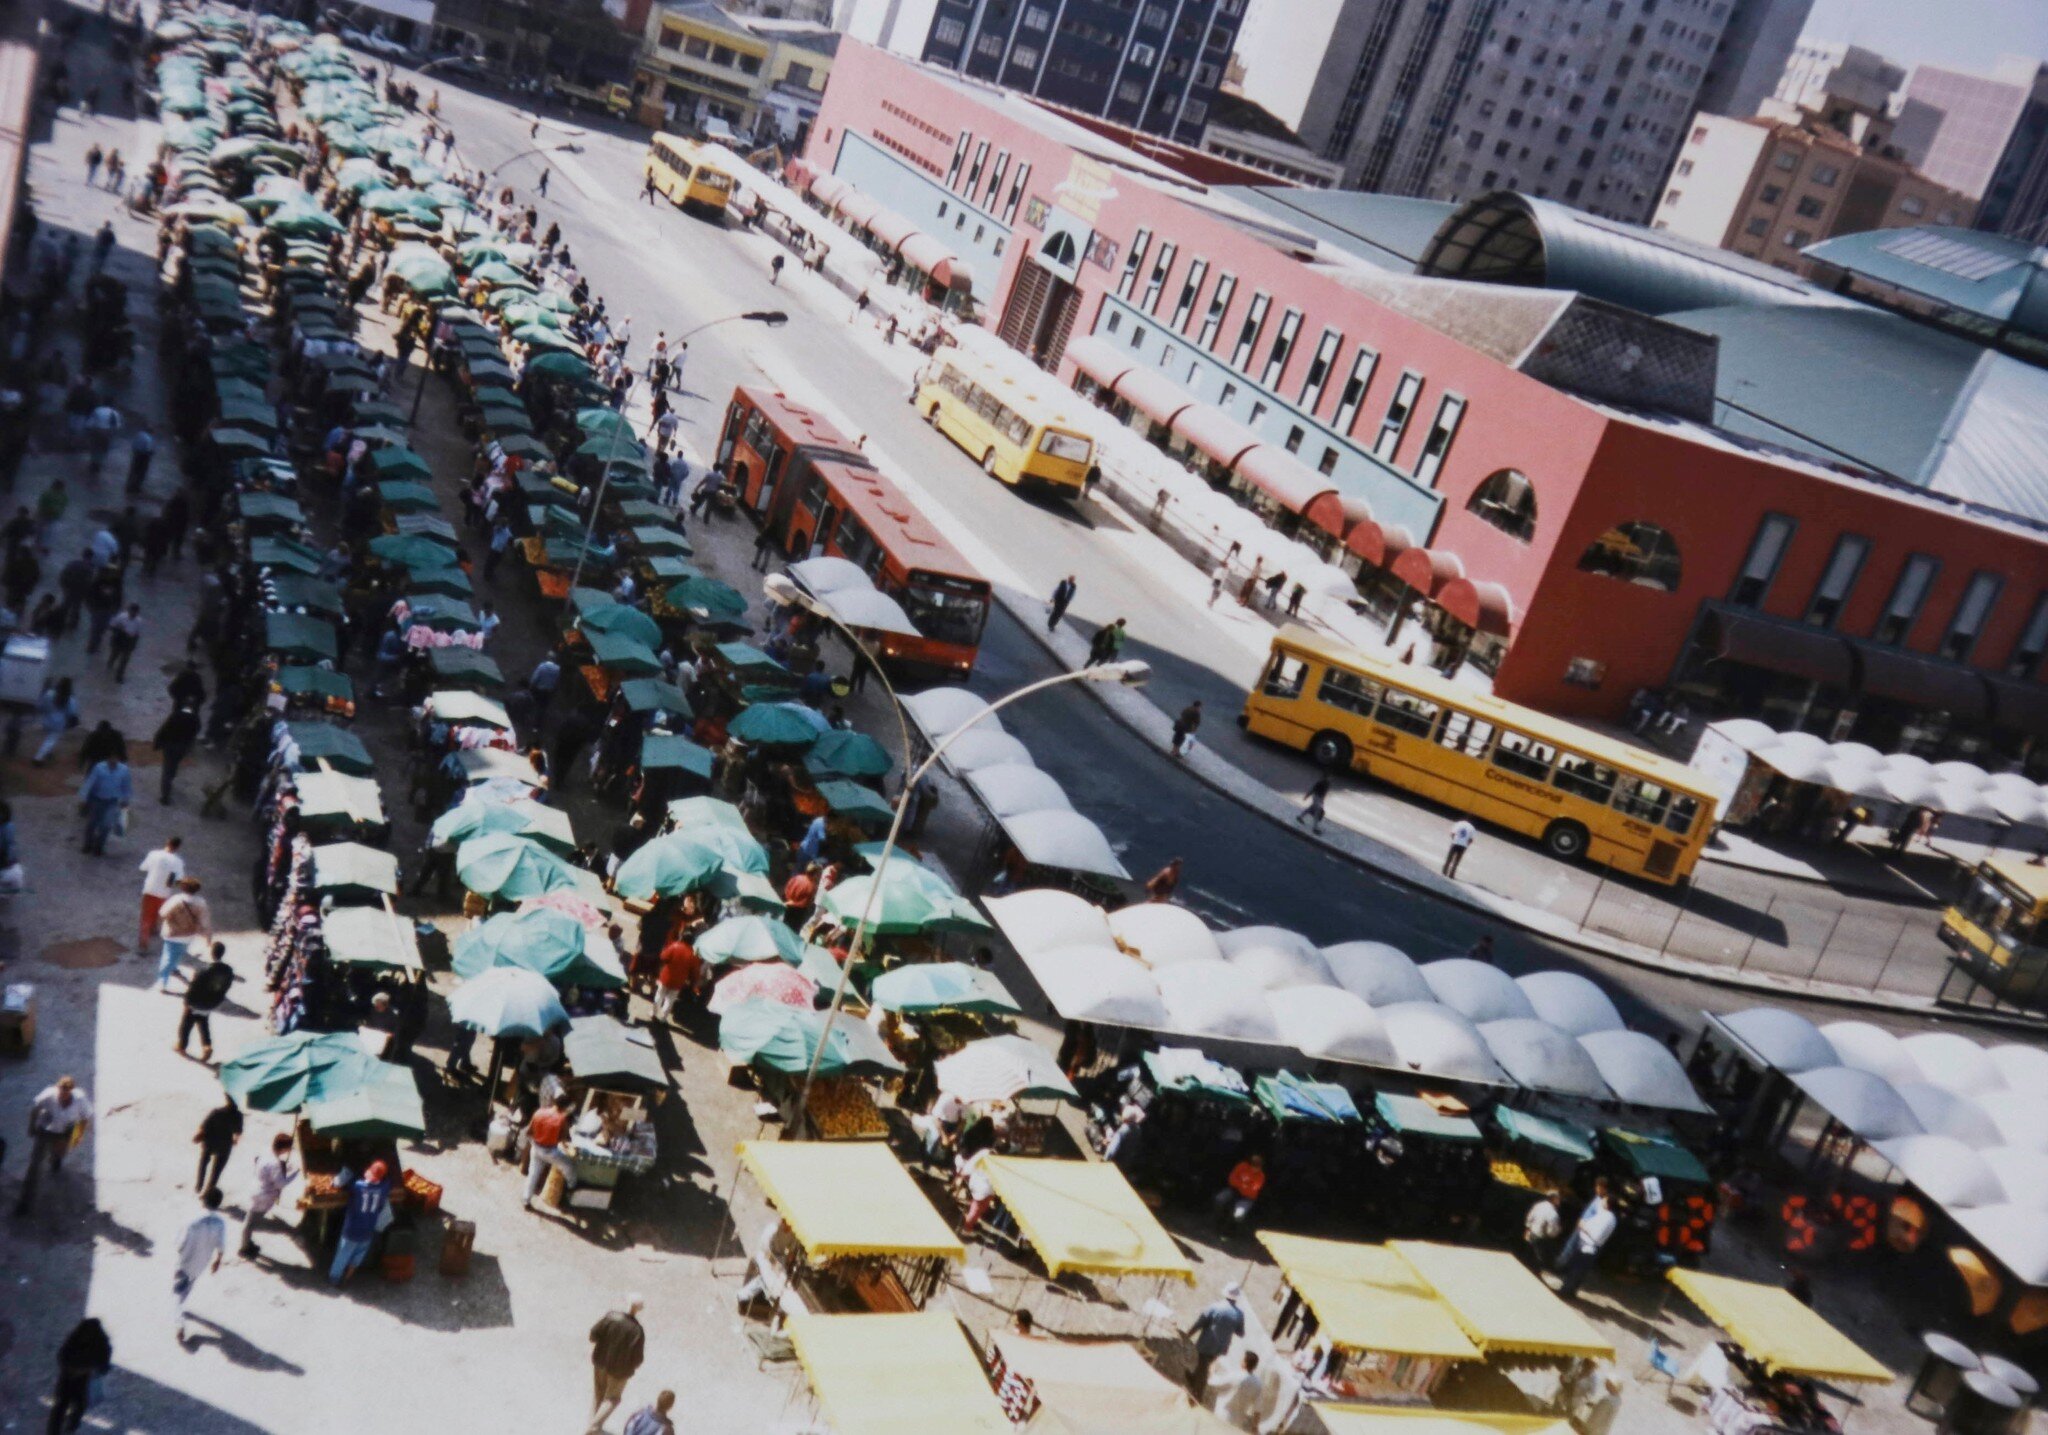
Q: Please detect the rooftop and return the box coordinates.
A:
[1803,225,2048,340]
[1223,188,1457,275]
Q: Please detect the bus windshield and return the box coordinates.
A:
[1039,429,1091,463]
[902,577,990,647]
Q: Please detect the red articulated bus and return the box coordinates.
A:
[718,386,991,678]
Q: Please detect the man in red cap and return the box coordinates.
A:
[329,1161,392,1286]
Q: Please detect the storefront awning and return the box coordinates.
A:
[838,192,883,228]
[1391,545,1465,598]
[933,255,973,290]
[900,233,955,281]
[1439,577,1514,637]
[1232,446,1330,515]
[1347,519,1415,569]
[1989,676,2048,740]
[1062,335,1134,391]
[1304,490,1374,540]
[1857,646,1991,720]
[1170,406,1263,471]
[1708,608,1854,688]
[1112,365,1196,427]
[783,158,814,191]
[809,173,849,208]
[868,209,920,249]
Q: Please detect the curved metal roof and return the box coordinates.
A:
[1419,191,1848,317]
[1804,225,2048,340]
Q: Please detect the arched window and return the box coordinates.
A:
[1467,468,1537,541]
[1040,231,1079,269]
[1578,521,1682,591]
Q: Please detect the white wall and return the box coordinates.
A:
[833,0,940,55]
[1656,115,1770,248]
[1228,0,1342,132]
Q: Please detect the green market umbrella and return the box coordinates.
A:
[397,511,462,545]
[214,136,302,162]
[424,689,512,729]
[310,842,400,898]
[612,500,671,527]
[575,600,662,650]
[576,407,632,434]
[427,646,501,688]
[456,238,509,265]
[576,432,645,461]
[265,574,343,616]
[284,721,372,774]
[666,795,748,832]
[526,351,593,380]
[362,187,439,218]
[251,537,324,575]
[165,198,249,224]
[686,824,769,877]
[220,1031,382,1112]
[265,205,344,236]
[663,576,746,621]
[411,565,473,599]
[369,532,459,569]
[376,480,438,512]
[369,446,432,480]
[501,302,564,330]
[305,1063,426,1139]
[211,428,273,457]
[264,612,338,663]
[695,914,803,967]
[237,490,302,525]
[456,832,583,900]
[870,963,1020,1016]
[716,1000,902,1077]
[400,266,457,298]
[562,1016,665,1093]
[821,863,989,936]
[641,555,697,583]
[448,967,568,1038]
[612,833,726,900]
[617,677,691,720]
[292,770,384,835]
[452,908,625,989]
[403,595,479,632]
[803,730,893,780]
[468,260,532,287]
[277,665,354,704]
[625,524,687,555]
[513,325,583,352]
[729,701,828,748]
[431,795,575,853]
[320,906,422,971]
[814,779,893,824]
[584,629,663,676]
[641,734,715,778]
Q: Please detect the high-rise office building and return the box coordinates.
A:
[1903,58,2048,240]
[835,0,1245,144]
[1258,0,1808,224]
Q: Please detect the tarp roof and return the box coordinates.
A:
[737,1141,963,1261]
[982,1156,1194,1281]
[1667,1270,1891,1384]
[1257,1233,1480,1359]
[786,1313,1010,1435]
[995,1334,1237,1433]
[1388,1242,1614,1360]
[1316,1409,1574,1434]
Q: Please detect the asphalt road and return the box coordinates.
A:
[414,75,1973,1042]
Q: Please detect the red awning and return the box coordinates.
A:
[1439,577,1515,636]
[1303,490,1373,539]
[1064,335,1134,390]
[838,192,883,228]
[1347,519,1415,569]
[934,256,974,291]
[1170,406,1262,470]
[901,233,954,278]
[1391,545,1466,598]
[869,210,921,249]
[783,158,814,191]
[1112,366,1195,427]
[809,173,849,207]
[1231,446,1330,515]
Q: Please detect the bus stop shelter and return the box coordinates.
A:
[785,1312,1010,1434]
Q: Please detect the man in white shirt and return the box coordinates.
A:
[175,1188,227,1342]
[1523,1187,1563,1269]
[1211,1351,1265,1431]
[16,1077,91,1213]
[240,1131,298,1257]
[1555,1177,1617,1298]
[137,836,185,953]
[1443,819,1477,878]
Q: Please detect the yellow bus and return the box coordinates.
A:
[644,134,735,220]
[915,351,1095,496]
[1942,857,2048,994]
[1242,627,1718,883]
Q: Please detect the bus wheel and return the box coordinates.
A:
[1307,731,1352,771]
[981,449,998,475]
[1542,820,1589,861]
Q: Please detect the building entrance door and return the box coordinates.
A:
[996,261,1080,371]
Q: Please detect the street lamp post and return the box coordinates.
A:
[763,573,1150,1117]
[483,142,581,180]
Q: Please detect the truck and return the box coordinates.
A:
[549,76,632,118]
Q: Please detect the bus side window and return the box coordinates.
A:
[1436,710,1496,758]
[1316,666,1379,716]
[1492,730,1556,781]
[1552,751,1618,804]
[1262,654,1308,699]
[1611,775,1671,825]
[1663,794,1700,836]
[1376,687,1439,738]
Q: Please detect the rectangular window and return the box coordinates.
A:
[1298,329,1342,411]
[1117,228,1151,300]
[1373,371,1422,461]
[1412,394,1464,485]
[1197,272,1235,348]
[1729,513,1795,608]
[1022,5,1050,28]
[1941,571,2003,662]
[984,151,1009,207]
[1316,666,1380,717]
[1334,347,1379,434]
[975,32,1003,55]
[2009,593,2048,679]
[1284,425,1304,454]
[1129,41,1157,66]
[1171,258,1208,333]
[1230,292,1270,370]
[1435,710,1497,759]
[934,16,966,44]
[1794,195,1825,219]
[1141,242,1177,313]
[1376,686,1441,738]
[1810,162,1839,186]
[1261,308,1302,387]
[1801,534,1869,629]
[1873,553,1939,646]
[946,130,971,186]
[964,139,990,194]
[1003,162,1030,224]
[1492,729,1557,782]
[1010,45,1039,69]
[1318,447,1339,475]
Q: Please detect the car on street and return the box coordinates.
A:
[338,26,411,59]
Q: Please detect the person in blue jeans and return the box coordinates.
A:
[78,753,131,855]
[329,1161,392,1286]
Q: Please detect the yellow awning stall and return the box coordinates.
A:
[786,1312,1011,1435]
[737,1141,965,1261]
[1388,1242,1614,1361]
[1256,1233,1480,1360]
[1667,1270,1891,1385]
[982,1156,1196,1282]
[1316,1407,1575,1434]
